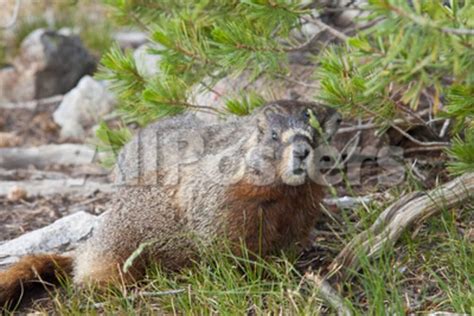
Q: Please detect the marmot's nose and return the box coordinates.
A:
[293,143,310,161]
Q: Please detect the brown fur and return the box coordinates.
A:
[0,254,72,308]
[225,180,324,256]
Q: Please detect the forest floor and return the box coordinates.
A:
[0,1,472,315]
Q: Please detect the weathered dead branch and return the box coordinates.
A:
[327,172,474,281]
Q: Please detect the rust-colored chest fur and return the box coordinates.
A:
[223,181,324,256]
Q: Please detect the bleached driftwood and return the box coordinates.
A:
[0,144,102,169]
[328,172,474,280]
[0,179,114,197]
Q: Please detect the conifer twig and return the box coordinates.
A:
[387,4,474,36]
[302,17,349,41]
[164,101,226,115]
[284,32,320,52]
[356,103,450,147]
[439,119,450,138]
[274,74,319,89]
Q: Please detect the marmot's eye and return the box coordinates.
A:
[303,110,311,120]
[271,131,278,141]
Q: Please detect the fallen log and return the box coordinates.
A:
[0,168,72,181]
[0,179,114,197]
[0,144,103,169]
[0,166,108,181]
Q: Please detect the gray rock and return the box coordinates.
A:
[0,211,101,268]
[53,76,116,139]
[0,29,96,102]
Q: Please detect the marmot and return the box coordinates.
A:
[0,100,340,307]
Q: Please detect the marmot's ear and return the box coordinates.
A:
[309,107,342,142]
[255,106,277,134]
[322,110,342,141]
[255,116,266,138]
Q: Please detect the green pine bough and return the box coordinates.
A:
[97,0,473,174]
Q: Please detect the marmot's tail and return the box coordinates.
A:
[0,254,73,309]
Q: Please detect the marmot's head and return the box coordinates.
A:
[244,100,341,186]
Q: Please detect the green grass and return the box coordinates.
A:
[0,41,7,67]
[16,195,470,315]
[37,245,327,314]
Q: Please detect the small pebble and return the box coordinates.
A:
[0,132,21,148]
[7,185,28,202]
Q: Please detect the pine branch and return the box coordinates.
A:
[386,3,474,36]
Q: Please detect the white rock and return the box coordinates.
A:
[133,43,163,78]
[53,76,117,139]
[0,211,101,267]
[114,30,148,49]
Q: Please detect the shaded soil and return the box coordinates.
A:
[0,103,65,147]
